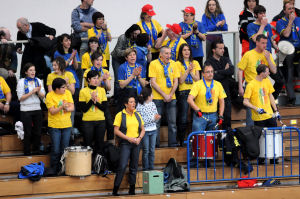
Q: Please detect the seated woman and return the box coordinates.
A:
[117,48,147,112]
[83,52,111,89]
[88,12,112,68]
[112,95,145,196]
[176,44,201,146]
[17,63,45,156]
[47,57,75,95]
[79,70,107,154]
[81,37,108,72]
[54,34,80,101]
[45,78,74,174]
[202,0,228,57]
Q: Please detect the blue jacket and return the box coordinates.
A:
[202,13,228,32]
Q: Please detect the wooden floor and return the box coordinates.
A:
[0,106,300,198]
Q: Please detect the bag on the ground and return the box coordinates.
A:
[0,121,15,136]
[103,142,120,172]
[18,161,45,181]
[163,158,190,192]
[93,154,111,177]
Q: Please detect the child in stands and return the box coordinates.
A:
[136,86,160,170]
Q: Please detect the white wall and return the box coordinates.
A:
[1,0,284,40]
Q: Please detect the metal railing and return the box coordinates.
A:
[185,127,300,184]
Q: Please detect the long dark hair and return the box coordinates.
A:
[57,33,72,55]
[53,56,67,73]
[243,0,259,10]
[138,86,152,105]
[87,37,101,53]
[204,0,223,18]
[178,44,193,65]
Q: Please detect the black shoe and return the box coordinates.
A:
[287,98,296,107]
[129,184,135,195]
[258,158,265,165]
[112,186,119,196]
[203,159,211,168]
[270,159,279,164]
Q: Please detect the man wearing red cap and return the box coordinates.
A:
[155,24,187,61]
[149,46,180,147]
[137,4,164,60]
[180,6,207,66]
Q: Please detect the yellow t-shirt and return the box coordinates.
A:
[162,38,187,61]
[189,79,227,113]
[81,51,108,70]
[83,68,111,87]
[46,72,76,86]
[177,60,201,91]
[244,78,274,121]
[79,86,107,121]
[113,109,144,138]
[87,28,111,61]
[237,49,275,83]
[137,19,163,53]
[0,77,10,102]
[148,59,180,100]
[45,90,73,128]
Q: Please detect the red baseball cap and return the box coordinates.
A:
[182,6,195,15]
[166,23,182,35]
[142,4,156,16]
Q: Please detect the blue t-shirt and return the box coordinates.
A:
[201,13,228,32]
[53,51,80,89]
[135,46,148,71]
[179,21,207,58]
[276,17,300,48]
[118,62,146,89]
[247,22,273,52]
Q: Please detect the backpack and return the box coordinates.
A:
[93,154,111,177]
[163,158,190,192]
[18,161,45,181]
[103,142,120,172]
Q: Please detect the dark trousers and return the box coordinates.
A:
[282,53,300,100]
[21,110,43,154]
[254,117,277,128]
[269,69,284,100]
[114,141,140,187]
[223,96,232,129]
[81,120,106,154]
[104,106,114,140]
[177,90,190,143]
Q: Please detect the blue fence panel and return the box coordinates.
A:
[185,126,300,184]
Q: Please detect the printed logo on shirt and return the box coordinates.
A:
[256,59,264,68]
[259,87,267,105]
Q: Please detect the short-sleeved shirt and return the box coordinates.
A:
[83,67,111,87]
[46,72,76,87]
[189,79,227,113]
[81,51,107,69]
[118,62,146,88]
[162,38,187,61]
[87,28,111,61]
[176,60,201,91]
[113,109,144,138]
[45,90,73,128]
[137,19,163,53]
[247,22,273,52]
[79,86,107,121]
[244,78,274,121]
[276,16,300,47]
[179,21,207,58]
[237,49,275,83]
[0,77,10,102]
[148,59,180,100]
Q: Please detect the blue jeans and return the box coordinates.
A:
[49,127,71,172]
[142,130,157,170]
[177,90,190,143]
[246,107,254,126]
[192,112,218,132]
[153,99,177,147]
[114,141,140,187]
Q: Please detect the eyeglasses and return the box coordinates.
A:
[184,14,192,17]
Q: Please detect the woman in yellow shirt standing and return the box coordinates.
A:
[87,12,112,68]
[45,78,74,174]
[47,57,76,95]
[112,96,145,196]
[79,70,107,155]
[176,43,201,146]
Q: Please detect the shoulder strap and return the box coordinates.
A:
[120,112,127,135]
[134,112,142,135]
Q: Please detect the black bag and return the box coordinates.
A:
[235,126,263,160]
[0,121,15,136]
[163,158,190,192]
[103,142,120,172]
[93,154,111,177]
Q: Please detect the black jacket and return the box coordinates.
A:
[238,9,256,43]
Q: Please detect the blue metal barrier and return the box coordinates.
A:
[185,126,300,184]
